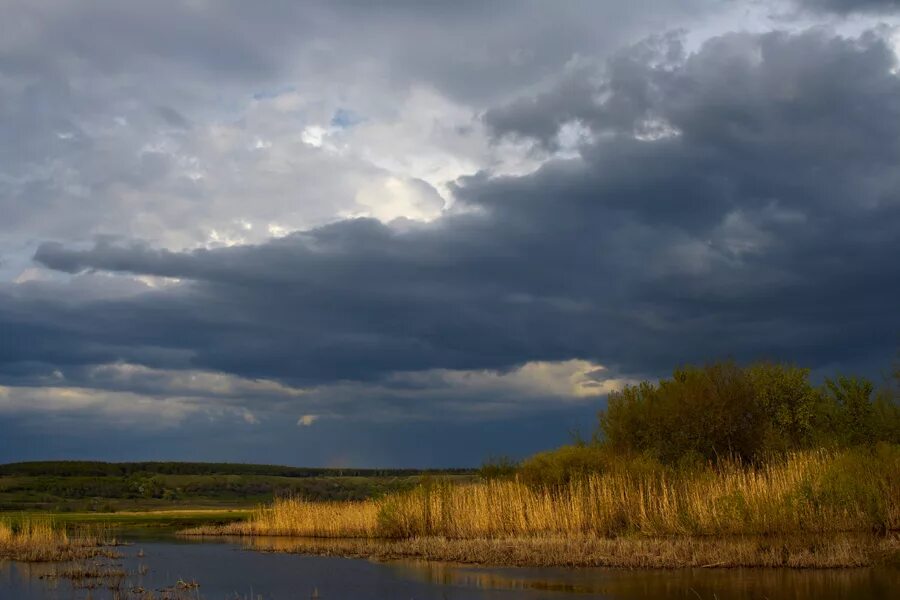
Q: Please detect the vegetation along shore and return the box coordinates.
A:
[0,515,117,562]
[184,359,900,568]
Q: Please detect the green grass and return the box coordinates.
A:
[9,509,254,532]
[0,461,474,514]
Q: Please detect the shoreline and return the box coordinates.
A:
[180,531,900,569]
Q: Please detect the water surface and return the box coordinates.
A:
[1,535,896,599]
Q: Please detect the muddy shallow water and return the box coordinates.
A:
[1,534,897,599]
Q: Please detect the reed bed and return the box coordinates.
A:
[215,496,382,538]
[378,448,899,538]
[188,447,899,542]
[0,516,115,562]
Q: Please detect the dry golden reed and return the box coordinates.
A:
[0,516,70,561]
[0,516,115,562]
[225,497,381,538]
[190,447,899,542]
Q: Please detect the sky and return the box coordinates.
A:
[1,0,899,467]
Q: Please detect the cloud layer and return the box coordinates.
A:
[1,1,899,465]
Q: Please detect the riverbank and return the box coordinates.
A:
[203,532,900,569]
[187,448,900,539]
[0,508,253,563]
[180,447,900,568]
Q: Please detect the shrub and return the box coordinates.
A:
[601,361,766,463]
[478,456,518,480]
[517,445,611,487]
[747,362,818,451]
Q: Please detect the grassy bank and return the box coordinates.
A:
[12,508,254,533]
[237,533,900,569]
[184,446,899,567]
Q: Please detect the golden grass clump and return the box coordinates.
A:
[0,516,70,561]
[0,516,114,562]
[219,496,382,538]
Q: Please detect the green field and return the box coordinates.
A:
[3,509,254,533]
[0,461,474,514]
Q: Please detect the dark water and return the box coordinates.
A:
[1,536,897,599]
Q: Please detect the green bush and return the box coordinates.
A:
[518,445,611,487]
[598,359,900,466]
[478,456,518,480]
[747,362,818,451]
[600,361,766,463]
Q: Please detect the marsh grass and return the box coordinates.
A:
[181,447,900,566]
[243,497,380,538]
[0,515,116,562]
[37,558,208,599]
[188,446,899,540]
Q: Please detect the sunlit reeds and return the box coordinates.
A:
[188,446,899,541]
[212,496,382,538]
[0,515,115,562]
[376,447,899,539]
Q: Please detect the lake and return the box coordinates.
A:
[1,534,897,599]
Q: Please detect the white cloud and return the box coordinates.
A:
[0,384,198,427]
[297,414,319,427]
[0,362,312,430]
[294,360,637,422]
[351,176,445,223]
[85,363,307,399]
[404,360,633,401]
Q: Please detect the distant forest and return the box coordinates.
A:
[0,461,472,478]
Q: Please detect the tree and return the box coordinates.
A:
[821,376,875,446]
[746,362,817,451]
[601,361,765,464]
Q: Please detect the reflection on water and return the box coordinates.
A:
[1,535,898,599]
[392,560,899,599]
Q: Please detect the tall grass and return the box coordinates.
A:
[232,497,381,537]
[377,447,899,538]
[0,516,70,561]
[0,515,115,562]
[195,445,899,541]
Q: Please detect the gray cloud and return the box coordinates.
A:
[2,4,899,465]
[12,28,898,392]
[794,0,900,13]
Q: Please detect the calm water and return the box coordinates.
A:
[0,535,897,599]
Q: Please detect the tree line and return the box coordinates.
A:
[0,461,474,478]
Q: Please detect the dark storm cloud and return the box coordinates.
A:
[794,0,900,13]
[0,404,599,467]
[1,0,707,114]
[483,32,686,150]
[9,28,898,395]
